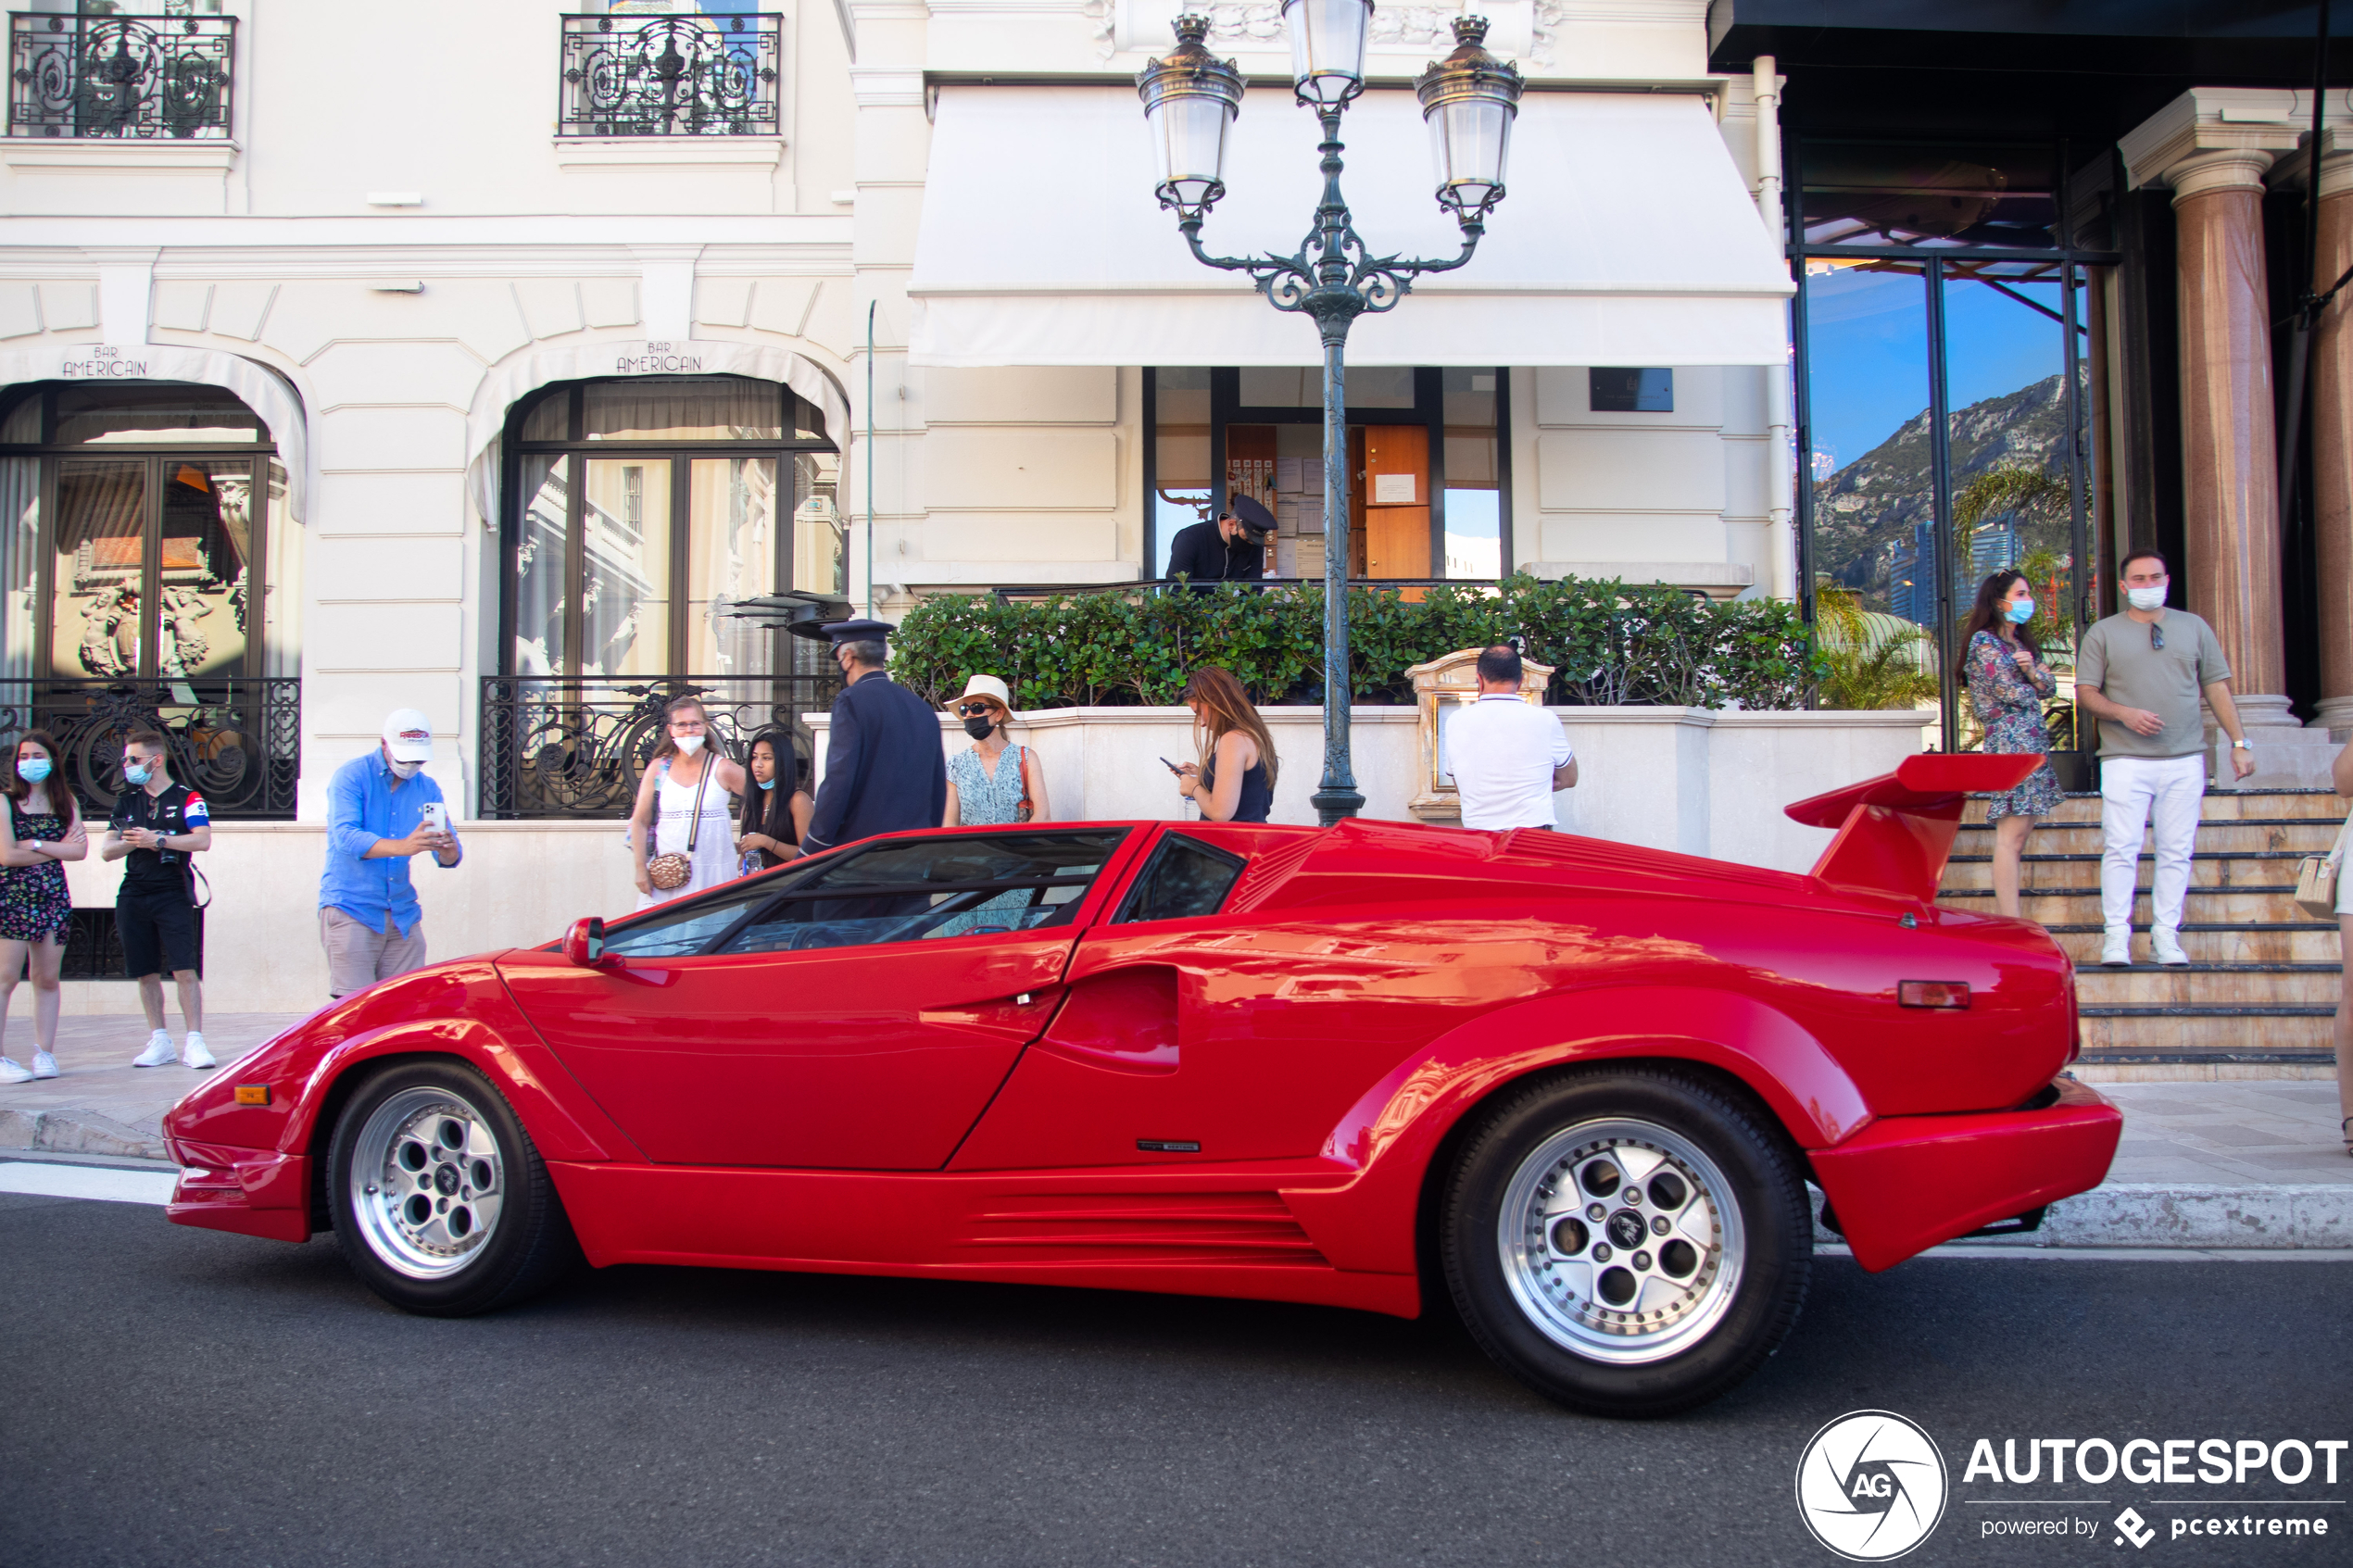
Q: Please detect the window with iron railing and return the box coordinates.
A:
[6,9,233,140]
[558,11,780,138]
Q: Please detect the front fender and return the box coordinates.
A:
[1279,986,1870,1275]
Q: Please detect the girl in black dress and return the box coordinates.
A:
[0,730,88,1084]
[1176,666,1277,824]
[735,728,813,875]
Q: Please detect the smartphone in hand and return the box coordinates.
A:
[419,802,447,836]
[1159,757,1183,773]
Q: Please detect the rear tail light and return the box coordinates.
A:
[1897,980,1970,1010]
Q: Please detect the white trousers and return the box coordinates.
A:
[2099,753,2206,933]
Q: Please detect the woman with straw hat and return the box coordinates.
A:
[942,674,1049,829]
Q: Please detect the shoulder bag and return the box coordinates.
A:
[2292,810,2352,920]
[1013,745,1034,823]
[646,759,711,892]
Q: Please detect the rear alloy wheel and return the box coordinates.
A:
[328,1060,579,1316]
[1441,1067,1811,1417]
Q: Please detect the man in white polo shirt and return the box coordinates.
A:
[1441,644,1578,830]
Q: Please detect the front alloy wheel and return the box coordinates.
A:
[328,1060,578,1316]
[1442,1067,1811,1417]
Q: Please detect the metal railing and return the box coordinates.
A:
[6,12,234,140]
[557,12,780,138]
[0,676,299,821]
[479,673,841,820]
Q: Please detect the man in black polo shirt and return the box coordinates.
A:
[104,729,214,1070]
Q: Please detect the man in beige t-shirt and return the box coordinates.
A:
[2074,549,2256,967]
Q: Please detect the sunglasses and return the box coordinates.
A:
[956,702,1001,719]
[2149,623,2164,652]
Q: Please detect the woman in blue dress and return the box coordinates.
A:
[1958,570,2063,921]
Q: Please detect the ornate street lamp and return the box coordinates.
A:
[1139,8,1522,824]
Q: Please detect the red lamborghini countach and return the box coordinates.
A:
[163,754,2120,1416]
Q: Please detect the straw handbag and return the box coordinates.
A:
[645,759,711,892]
[2292,812,2352,920]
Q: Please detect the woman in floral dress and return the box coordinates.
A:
[1959,571,2062,921]
[0,730,88,1084]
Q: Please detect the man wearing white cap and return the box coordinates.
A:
[318,709,462,1000]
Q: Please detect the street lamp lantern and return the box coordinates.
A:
[1136,14,1245,221]
[1415,16,1522,223]
[1141,10,1516,825]
[1280,0,1373,109]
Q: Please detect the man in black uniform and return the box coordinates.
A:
[1165,494,1275,590]
[105,729,214,1070]
[795,618,948,854]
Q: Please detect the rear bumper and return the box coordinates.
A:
[1810,1077,2121,1272]
[163,1137,312,1244]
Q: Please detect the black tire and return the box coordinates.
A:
[327,1060,581,1317]
[1440,1065,1811,1418]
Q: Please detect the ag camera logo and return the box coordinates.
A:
[1796,1410,1950,1562]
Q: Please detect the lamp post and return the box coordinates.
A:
[1138,6,1522,825]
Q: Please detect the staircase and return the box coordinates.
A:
[1939,789,2345,1076]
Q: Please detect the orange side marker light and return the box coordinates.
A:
[1896,981,1970,1010]
[233,1085,271,1106]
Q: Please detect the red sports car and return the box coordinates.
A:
[163,754,2119,1416]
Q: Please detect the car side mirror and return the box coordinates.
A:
[563,916,618,970]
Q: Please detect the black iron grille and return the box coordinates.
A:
[558,13,780,138]
[0,676,300,822]
[6,12,234,140]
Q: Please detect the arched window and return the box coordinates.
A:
[501,374,842,679]
[0,380,299,818]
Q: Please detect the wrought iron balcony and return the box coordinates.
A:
[0,676,299,821]
[558,12,780,139]
[6,12,234,140]
[480,674,840,821]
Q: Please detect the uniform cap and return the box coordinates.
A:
[789,616,898,646]
[1226,494,1277,542]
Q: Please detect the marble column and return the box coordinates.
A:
[2311,143,2353,736]
[2169,149,2301,743]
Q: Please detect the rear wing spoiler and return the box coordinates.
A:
[1783,754,2044,903]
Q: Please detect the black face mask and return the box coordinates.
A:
[963,716,998,739]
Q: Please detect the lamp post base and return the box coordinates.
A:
[1310,784,1365,827]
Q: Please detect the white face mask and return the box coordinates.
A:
[390,759,422,780]
[2125,585,2167,612]
[673,734,705,755]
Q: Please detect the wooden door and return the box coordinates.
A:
[1362,424,1429,581]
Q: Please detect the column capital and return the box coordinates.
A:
[2120,87,2303,192]
[2168,148,2279,202]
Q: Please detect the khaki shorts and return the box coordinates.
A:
[320,907,429,999]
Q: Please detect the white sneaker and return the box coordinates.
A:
[132,1030,177,1068]
[182,1032,215,1070]
[2151,930,2190,967]
[31,1050,57,1079]
[0,1057,29,1085]
[2099,927,2132,967]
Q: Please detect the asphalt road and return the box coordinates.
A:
[2,1188,2346,1568]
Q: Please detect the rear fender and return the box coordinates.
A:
[1279,986,1869,1275]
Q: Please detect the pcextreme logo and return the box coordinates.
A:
[1796,1410,1951,1562]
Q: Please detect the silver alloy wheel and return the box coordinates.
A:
[346,1085,507,1280]
[1496,1116,1745,1365]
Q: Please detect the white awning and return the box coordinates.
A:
[908,85,1794,369]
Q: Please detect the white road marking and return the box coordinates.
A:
[0,1161,177,1206]
[1818,1243,2353,1263]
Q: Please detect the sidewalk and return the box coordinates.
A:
[3,1014,2346,1247]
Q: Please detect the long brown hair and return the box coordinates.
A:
[1955,569,2040,679]
[646,696,711,768]
[5,729,79,825]
[1181,666,1277,788]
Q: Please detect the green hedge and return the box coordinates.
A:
[890,576,1818,711]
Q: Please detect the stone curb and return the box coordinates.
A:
[0,1107,170,1163]
[1814,1183,2353,1251]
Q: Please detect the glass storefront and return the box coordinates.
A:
[1144,365,1506,582]
[1792,139,2116,752]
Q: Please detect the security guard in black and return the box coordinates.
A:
[1166,494,1275,590]
[109,771,209,978]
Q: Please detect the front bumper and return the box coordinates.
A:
[1809,1077,2121,1272]
[164,1138,312,1243]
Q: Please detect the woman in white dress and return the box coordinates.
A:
[628,696,746,909]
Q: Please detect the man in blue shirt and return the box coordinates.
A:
[319,709,461,1000]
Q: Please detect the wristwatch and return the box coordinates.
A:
[2231,739,2252,750]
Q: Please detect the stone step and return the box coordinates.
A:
[2076,1009,2337,1059]
[2070,962,2344,1008]
[1952,819,2345,857]
[1941,886,2305,924]
[1942,851,2312,892]
[2047,922,2346,965]
[1960,788,2347,826]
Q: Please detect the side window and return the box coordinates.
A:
[716,829,1130,956]
[1112,833,1246,924]
[600,875,788,960]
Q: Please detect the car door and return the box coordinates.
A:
[500,827,1141,1169]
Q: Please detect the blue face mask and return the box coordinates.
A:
[757,775,777,791]
[2005,597,2035,624]
[123,762,151,785]
[17,757,49,784]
